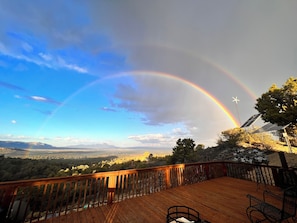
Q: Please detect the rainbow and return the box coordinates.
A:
[41,70,240,128]
[199,56,258,101]
[105,71,240,127]
[33,70,239,154]
[25,70,239,158]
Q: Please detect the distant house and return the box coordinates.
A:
[252,122,286,140]
[241,114,293,152]
[241,113,286,140]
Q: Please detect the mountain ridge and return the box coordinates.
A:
[0,141,53,149]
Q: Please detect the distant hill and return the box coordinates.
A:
[67,143,119,149]
[0,141,53,149]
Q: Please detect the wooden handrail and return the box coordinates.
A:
[0,161,295,222]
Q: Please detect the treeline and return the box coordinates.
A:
[0,154,172,182]
[0,155,116,182]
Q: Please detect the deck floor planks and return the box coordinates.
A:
[41,177,286,223]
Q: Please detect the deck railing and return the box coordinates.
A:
[0,161,295,222]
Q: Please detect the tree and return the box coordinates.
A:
[195,144,205,150]
[217,128,245,148]
[255,77,297,144]
[171,138,196,164]
[255,77,297,126]
[217,127,277,150]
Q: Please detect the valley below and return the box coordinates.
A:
[0,146,171,160]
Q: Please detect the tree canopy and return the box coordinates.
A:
[255,77,297,145]
[217,127,276,150]
[171,138,196,164]
[255,77,297,126]
[217,128,245,148]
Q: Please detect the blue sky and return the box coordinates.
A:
[0,1,297,149]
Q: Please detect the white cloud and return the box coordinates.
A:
[65,64,88,73]
[31,96,47,101]
[128,128,194,146]
[39,52,52,61]
[190,127,198,131]
[172,128,189,135]
[57,57,88,73]
[28,95,60,105]
[0,134,28,140]
[11,120,16,124]
[22,42,33,52]
[0,42,9,55]
[101,107,116,112]
[0,39,88,74]
[128,133,169,144]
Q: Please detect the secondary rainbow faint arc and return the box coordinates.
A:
[199,57,258,100]
[128,43,258,101]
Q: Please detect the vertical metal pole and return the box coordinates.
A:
[278,152,289,169]
[283,128,292,153]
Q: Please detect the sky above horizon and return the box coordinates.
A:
[0,1,296,149]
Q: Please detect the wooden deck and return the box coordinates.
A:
[39,177,285,223]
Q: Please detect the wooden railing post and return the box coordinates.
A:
[205,164,210,180]
[3,187,15,207]
[272,168,282,187]
[165,167,171,189]
[107,174,117,205]
[0,186,17,221]
[222,163,227,176]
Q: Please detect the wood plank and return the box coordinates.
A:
[40,177,285,223]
